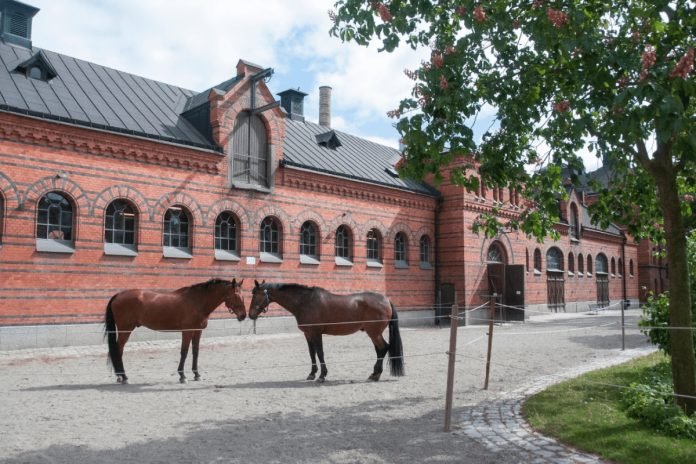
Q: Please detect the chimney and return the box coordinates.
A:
[319,86,332,127]
[278,88,308,122]
[0,0,39,49]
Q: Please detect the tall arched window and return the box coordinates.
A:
[610,257,616,276]
[587,255,593,276]
[578,253,584,275]
[596,254,608,274]
[394,232,408,267]
[533,248,542,272]
[259,216,282,261]
[526,248,530,272]
[366,228,382,266]
[546,247,564,271]
[300,221,319,264]
[215,211,239,261]
[629,259,634,277]
[335,225,352,265]
[618,258,623,277]
[231,112,269,188]
[569,203,580,240]
[105,199,137,256]
[419,235,432,269]
[163,205,191,258]
[568,253,575,274]
[36,191,74,253]
[487,242,505,263]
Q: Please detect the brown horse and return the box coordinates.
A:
[248,280,404,382]
[104,278,246,384]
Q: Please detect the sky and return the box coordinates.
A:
[26,0,603,171]
[27,0,429,149]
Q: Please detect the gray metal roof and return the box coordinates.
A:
[282,118,439,196]
[0,42,217,150]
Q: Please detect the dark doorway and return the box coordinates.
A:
[597,275,609,307]
[487,263,525,321]
[437,283,455,325]
[547,272,566,312]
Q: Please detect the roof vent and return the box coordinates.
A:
[315,130,342,150]
[14,50,57,81]
[278,88,308,122]
[319,86,332,127]
[0,0,39,49]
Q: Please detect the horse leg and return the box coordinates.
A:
[177,331,193,384]
[116,329,132,384]
[304,333,318,380]
[315,334,328,383]
[368,334,389,382]
[191,330,202,381]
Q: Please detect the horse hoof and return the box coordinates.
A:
[368,374,381,382]
[116,377,122,384]
[121,379,129,385]
[316,377,326,383]
[179,378,187,384]
[194,376,201,381]
[306,374,316,381]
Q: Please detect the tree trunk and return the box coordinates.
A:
[656,173,696,415]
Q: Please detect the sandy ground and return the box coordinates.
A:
[0,310,650,464]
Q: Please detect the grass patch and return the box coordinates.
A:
[522,352,696,464]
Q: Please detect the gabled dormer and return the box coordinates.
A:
[14,50,57,81]
[315,130,342,150]
[0,0,39,49]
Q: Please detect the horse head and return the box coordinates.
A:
[249,280,269,320]
[225,278,246,321]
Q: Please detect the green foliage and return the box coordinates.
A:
[621,361,696,439]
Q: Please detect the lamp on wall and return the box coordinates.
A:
[55,171,68,179]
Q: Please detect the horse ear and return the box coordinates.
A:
[231,278,236,285]
[239,279,244,287]
[255,280,259,287]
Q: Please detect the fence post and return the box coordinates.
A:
[443,303,459,432]
[484,293,496,390]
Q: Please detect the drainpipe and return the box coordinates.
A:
[621,231,627,350]
[434,195,443,324]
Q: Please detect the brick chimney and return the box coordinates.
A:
[319,86,332,127]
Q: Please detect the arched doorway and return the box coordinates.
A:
[546,247,565,312]
[486,241,525,321]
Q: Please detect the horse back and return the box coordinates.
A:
[110,288,207,330]
[306,290,391,336]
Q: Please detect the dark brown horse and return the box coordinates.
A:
[104,278,246,384]
[248,280,404,382]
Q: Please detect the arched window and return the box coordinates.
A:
[546,247,564,271]
[629,259,634,277]
[487,242,505,263]
[163,205,191,258]
[534,248,542,272]
[335,225,352,265]
[36,192,74,253]
[596,254,608,274]
[394,232,408,267]
[569,203,580,240]
[231,112,269,188]
[568,253,575,274]
[366,229,382,266]
[259,216,282,261]
[610,257,616,276]
[105,199,137,256]
[215,211,240,260]
[526,248,530,272]
[578,253,584,275]
[419,235,432,267]
[618,258,623,277]
[300,221,319,263]
[587,255,593,276]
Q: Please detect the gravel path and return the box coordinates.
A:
[0,310,652,464]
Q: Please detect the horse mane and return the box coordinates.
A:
[265,283,320,297]
[179,278,237,292]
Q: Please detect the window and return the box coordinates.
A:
[596,254,608,274]
[300,221,319,264]
[587,255,593,276]
[578,254,584,275]
[487,242,505,263]
[610,257,616,276]
[618,258,623,277]
[546,247,564,272]
[366,228,382,267]
[105,200,137,256]
[419,235,432,269]
[231,112,269,188]
[526,248,530,272]
[394,232,408,268]
[36,192,74,253]
[163,206,191,258]
[335,225,352,265]
[568,253,575,275]
[629,259,634,277]
[533,248,542,273]
[259,216,282,262]
[215,212,240,261]
[569,203,580,240]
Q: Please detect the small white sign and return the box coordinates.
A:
[246,256,256,265]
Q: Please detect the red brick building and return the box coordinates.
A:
[0,1,639,345]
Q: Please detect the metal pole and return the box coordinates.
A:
[621,299,625,351]
[484,293,496,390]
[443,303,459,432]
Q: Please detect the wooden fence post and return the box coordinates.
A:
[443,303,459,432]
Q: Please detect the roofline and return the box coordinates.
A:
[0,105,222,153]
[280,160,441,198]
[0,107,224,155]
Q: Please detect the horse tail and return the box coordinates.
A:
[104,295,120,372]
[388,302,405,376]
